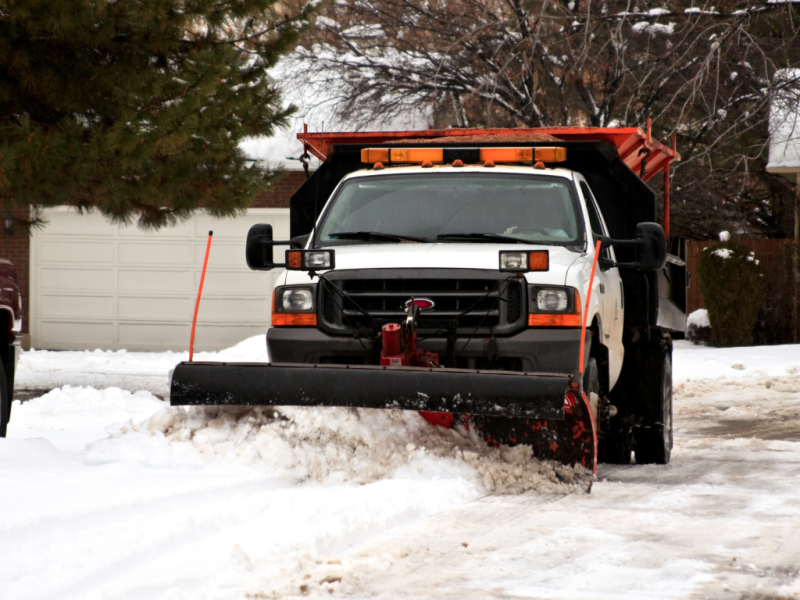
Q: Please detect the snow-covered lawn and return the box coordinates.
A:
[2,339,800,599]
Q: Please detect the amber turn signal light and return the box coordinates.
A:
[527,314,581,327]
[286,251,303,270]
[272,313,318,326]
[529,251,549,271]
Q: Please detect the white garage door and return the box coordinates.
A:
[30,207,290,351]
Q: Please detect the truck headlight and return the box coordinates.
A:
[537,289,568,311]
[282,288,314,312]
[528,286,581,327]
[273,286,318,326]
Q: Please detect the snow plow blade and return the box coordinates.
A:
[170,362,570,419]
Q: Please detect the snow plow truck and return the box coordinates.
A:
[170,125,687,484]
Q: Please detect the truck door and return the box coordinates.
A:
[577,177,625,389]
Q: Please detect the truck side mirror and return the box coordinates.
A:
[246,224,276,270]
[634,222,667,271]
[597,222,667,271]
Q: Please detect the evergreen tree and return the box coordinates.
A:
[0,0,318,228]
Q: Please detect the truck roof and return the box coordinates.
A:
[297,125,679,183]
[341,163,577,180]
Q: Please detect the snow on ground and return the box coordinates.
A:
[14,335,269,397]
[3,339,800,598]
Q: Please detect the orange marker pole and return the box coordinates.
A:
[579,240,603,378]
[190,231,213,361]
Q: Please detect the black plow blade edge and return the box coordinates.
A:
[169,361,571,420]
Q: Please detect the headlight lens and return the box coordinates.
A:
[499,252,528,271]
[537,289,568,312]
[304,251,332,269]
[282,289,313,312]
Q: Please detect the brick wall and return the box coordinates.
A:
[251,170,310,208]
[0,206,31,334]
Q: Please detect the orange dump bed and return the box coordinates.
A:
[297,122,680,236]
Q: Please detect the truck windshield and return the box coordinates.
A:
[316,173,582,246]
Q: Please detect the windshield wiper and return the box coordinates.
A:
[436,232,533,244]
[327,231,429,243]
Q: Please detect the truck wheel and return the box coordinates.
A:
[582,358,600,410]
[0,363,9,438]
[587,358,632,465]
[634,351,673,465]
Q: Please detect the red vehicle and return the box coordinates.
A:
[0,259,22,437]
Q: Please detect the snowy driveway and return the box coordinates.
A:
[2,339,800,599]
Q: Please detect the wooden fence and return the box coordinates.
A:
[686,239,800,344]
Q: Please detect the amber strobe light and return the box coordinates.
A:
[361,147,567,165]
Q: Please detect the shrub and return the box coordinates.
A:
[686,309,712,345]
[698,241,765,347]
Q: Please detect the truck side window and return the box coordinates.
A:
[580,181,613,260]
[580,182,605,236]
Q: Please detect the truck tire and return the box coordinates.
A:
[582,358,600,406]
[587,357,632,465]
[0,362,9,438]
[634,349,673,465]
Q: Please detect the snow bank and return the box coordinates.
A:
[135,405,588,494]
[15,335,269,396]
[673,340,800,382]
[8,386,166,453]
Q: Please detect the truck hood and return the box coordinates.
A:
[285,243,585,286]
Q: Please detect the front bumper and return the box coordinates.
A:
[268,326,591,375]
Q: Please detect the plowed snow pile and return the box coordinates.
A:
[135,405,587,494]
[7,338,800,599]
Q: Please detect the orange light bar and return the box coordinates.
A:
[286,251,302,270]
[529,251,549,271]
[480,148,533,163]
[359,147,566,165]
[390,148,444,163]
[361,148,389,163]
[534,147,567,162]
[528,314,582,327]
[272,313,318,326]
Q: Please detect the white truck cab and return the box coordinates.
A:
[274,164,625,390]
[176,134,686,470]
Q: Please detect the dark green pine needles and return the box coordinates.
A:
[0,0,318,228]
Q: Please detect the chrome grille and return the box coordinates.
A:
[319,272,524,336]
